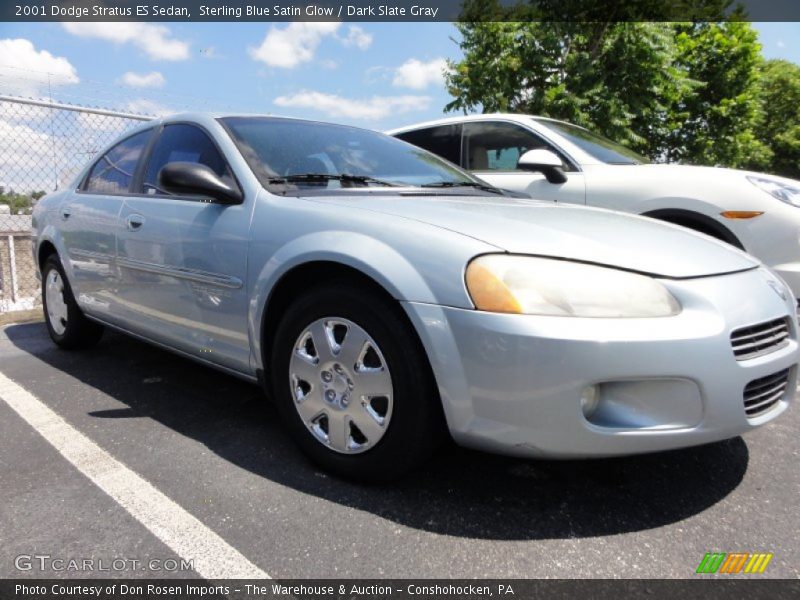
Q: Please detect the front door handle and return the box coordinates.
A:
[126,214,145,231]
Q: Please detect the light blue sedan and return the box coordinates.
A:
[32,114,798,481]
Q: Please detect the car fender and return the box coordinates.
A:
[247,230,441,371]
[583,165,761,248]
[635,197,746,249]
[35,222,74,282]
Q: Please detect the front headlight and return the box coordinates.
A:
[465,255,681,318]
[747,175,800,207]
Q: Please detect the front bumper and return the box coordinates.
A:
[404,267,798,458]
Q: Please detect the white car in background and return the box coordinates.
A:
[389,114,800,305]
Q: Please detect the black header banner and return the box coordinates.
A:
[5,0,800,22]
[1,580,800,600]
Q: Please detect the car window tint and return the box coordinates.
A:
[463,121,560,171]
[84,130,151,194]
[394,124,461,165]
[143,124,235,195]
[221,117,476,189]
[533,118,649,164]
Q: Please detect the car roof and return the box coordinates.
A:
[386,113,574,135]
[159,111,302,122]
[135,112,395,139]
[386,113,610,166]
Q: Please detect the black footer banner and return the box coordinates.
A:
[1,580,799,600]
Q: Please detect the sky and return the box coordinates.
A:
[0,21,798,131]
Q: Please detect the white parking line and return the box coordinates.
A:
[0,371,269,580]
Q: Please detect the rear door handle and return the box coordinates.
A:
[126,214,145,231]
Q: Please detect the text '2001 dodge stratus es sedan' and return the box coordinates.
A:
[32,114,798,481]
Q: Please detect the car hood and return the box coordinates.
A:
[585,162,800,188]
[319,194,758,278]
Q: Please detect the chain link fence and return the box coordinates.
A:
[0,94,153,313]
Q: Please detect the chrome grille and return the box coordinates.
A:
[743,368,790,417]
[730,318,790,361]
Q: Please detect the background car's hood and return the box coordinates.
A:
[585,162,800,187]
[320,194,758,278]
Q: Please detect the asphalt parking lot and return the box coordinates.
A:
[1,318,798,579]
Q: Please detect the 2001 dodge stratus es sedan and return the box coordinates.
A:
[32,114,799,481]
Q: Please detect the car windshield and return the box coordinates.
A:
[533,118,650,165]
[220,117,482,191]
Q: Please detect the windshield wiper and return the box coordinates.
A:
[268,173,401,187]
[420,181,504,194]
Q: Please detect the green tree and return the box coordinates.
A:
[756,59,800,179]
[446,21,687,157]
[445,18,770,169]
[668,22,770,169]
[0,191,34,214]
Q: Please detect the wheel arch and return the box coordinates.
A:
[642,208,745,250]
[37,239,58,270]
[248,232,441,375]
[256,257,451,437]
[259,260,402,377]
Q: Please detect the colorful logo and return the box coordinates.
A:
[696,552,773,574]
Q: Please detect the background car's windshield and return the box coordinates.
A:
[534,118,650,165]
[220,117,479,189]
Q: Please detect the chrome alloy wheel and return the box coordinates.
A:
[289,317,393,454]
[45,269,68,335]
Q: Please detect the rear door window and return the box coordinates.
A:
[394,124,462,166]
[84,130,152,194]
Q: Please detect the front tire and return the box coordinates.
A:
[42,254,104,349]
[270,282,444,482]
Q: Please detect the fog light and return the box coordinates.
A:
[580,385,599,418]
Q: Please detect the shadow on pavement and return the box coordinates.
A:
[4,322,749,541]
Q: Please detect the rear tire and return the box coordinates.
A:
[270,282,444,482]
[42,254,104,350]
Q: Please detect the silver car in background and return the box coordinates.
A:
[32,114,798,481]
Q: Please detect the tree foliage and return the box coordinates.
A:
[445,15,798,176]
[446,22,686,158]
[668,22,769,169]
[756,59,800,179]
[0,189,43,214]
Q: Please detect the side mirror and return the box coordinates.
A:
[517,149,567,184]
[158,162,243,205]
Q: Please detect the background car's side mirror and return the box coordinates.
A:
[158,162,243,205]
[517,149,568,184]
